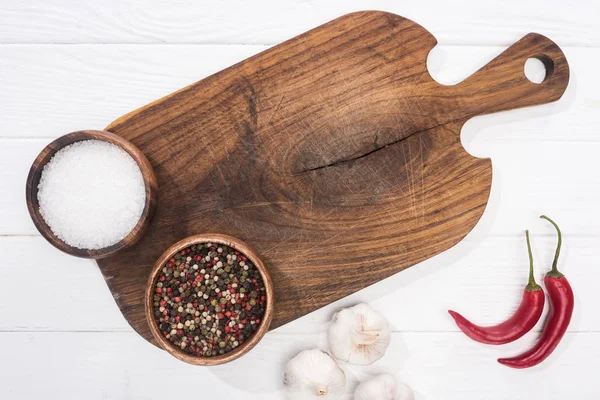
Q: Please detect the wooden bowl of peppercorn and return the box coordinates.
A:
[145,234,274,366]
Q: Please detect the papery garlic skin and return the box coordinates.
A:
[354,374,414,400]
[283,349,346,399]
[328,303,391,365]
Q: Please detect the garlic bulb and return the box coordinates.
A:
[283,349,346,399]
[328,303,391,365]
[354,374,414,400]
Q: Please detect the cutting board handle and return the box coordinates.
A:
[452,33,570,119]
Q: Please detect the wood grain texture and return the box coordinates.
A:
[25,130,158,259]
[95,11,569,346]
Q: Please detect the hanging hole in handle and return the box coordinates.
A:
[524,55,554,84]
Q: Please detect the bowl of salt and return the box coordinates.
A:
[26,130,158,259]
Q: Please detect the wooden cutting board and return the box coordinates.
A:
[97,11,569,346]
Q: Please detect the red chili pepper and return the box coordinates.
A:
[448,230,544,345]
[499,216,574,369]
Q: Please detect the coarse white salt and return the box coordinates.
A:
[37,140,146,250]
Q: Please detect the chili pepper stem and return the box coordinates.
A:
[525,230,541,292]
[540,215,564,279]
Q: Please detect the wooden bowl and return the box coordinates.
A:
[26,130,158,259]
[145,234,274,366]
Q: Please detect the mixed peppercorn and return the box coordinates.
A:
[152,242,266,357]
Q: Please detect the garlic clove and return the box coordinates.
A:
[283,349,346,399]
[328,303,391,365]
[354,374,415,400]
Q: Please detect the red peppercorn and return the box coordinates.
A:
[175,316,180,322]
[174,297,181,303]
[225,311,231,317]
[155,287,162,293]
[217,313,224,319]
[225,326,231,333]
[193,255,201,261]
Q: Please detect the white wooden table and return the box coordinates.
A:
[1,1,599,399]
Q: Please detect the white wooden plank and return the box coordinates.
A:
[0,45,597,140]
[0,0,598,46]
[1,234,596,333]
[0,331,597,399]
[0,237,130,332]
[0,139,48,235]
[0,44,269,139]
[4,138,600,235]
